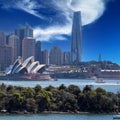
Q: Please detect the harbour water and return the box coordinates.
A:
[0,79,120,93]
[0,114,114,120]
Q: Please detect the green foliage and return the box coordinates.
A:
[34,84,42,94]
[68,85,81,96]
[0,83,117,113]
[83,85,92,93]
[58,84,67,91]
[36,89,51,111]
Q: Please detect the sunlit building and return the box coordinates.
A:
[71,11,82,65]
[8,34,19,63]
[6,56,46,75]
[22,37,35,61]
[49,46,62,65]
[15,24,33,56]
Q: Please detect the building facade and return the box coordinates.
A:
[41,49,49,65]
[63,52,71,65]
[71,11,82,65]
[0,32,6,45]
[35,41,41,63]
[8,34,19,63]
[0,45,12,71]
[49,46,62,65]
[22,37,35,61]
[15,24,33,56]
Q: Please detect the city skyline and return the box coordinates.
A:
[0,0,120,64]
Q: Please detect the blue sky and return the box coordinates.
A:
[0,0,120,64]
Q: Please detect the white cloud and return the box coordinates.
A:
[0,0,112,41]
[34,24,71,41]
[15,0,45,19]
[33,0,111,41]
[53,0,106,25]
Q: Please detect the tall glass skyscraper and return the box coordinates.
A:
[15,24,33,57]
[71,11,82,65]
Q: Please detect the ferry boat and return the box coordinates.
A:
[95,78,105,83]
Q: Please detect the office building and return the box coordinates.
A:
[35,41,41,63]
[22,37,35,60]
[98,54,102,62]
[0,32,6,45]
[49,46,62,65]
[41,49,49,65]
[71,11,82,65]
[8,34,19,63]
[0,45,12,71]
[15,24,33,56]
[63,52,71,65]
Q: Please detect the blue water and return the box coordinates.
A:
[0,114,114,120]
[0,79,120,93]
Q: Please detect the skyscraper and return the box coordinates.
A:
[0,45,12,71]
[15,24,33,56]
[41,49,49,65]
[22,37,35,60]
[49,46,62,65]
[71,11,82,65]
[0,32,6,45]
[35,41,41,63]
[63,52,71,65]
[0,31,12,71]
[8,34,19,63]
[98,54,102,62]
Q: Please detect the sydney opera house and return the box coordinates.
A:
[6,56,45,75]
[4,56,52,80]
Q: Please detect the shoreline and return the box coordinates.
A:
[0,110,115,115]
[0,77,120,81]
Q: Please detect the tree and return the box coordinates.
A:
[83,85,92,93]
[68,85,81,96]
[6,92,23,112]
[0,83,6,92]
[36,90,51,112]
[21,87,35,99]
[0,91,7,110]
[96,87,106,95]
[25,98,38,113]
[6,85,14,93]
[34,84,42,94]
[58,84,67,91]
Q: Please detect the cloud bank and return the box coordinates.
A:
[0,0,112,41]
[34,0,110,41]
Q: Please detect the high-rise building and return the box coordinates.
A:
[22,37,35,60]
[49,46,62,65]
[8,34,19,63]
[41,49,49,65]
[98,54,102,62]
[63,52,71,65]
[15,24,33,56]
[35,41,41,63]
[6,34,11,45]
[0,45,12,71]
[0,32,6,45]
[71,11,82,65]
